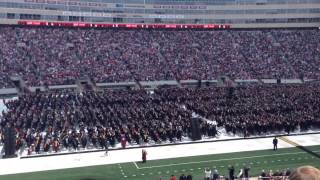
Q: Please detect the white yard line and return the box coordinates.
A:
[134,150,320,169]
[133,161,139,169]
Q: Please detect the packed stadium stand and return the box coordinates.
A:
[1,84,320,155]
[0,0,318,89]
[0,27,319,88]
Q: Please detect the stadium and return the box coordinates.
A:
[0,0,320,179]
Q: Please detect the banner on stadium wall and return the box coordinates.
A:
[62,11,112,18]
[24,0,203,9]
[24,0,108,7]
[153,5,207,10]
[148,14,185,19]
[62,11,183,19]
[18,20,231,29]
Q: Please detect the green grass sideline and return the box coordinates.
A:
[0,145,319,180]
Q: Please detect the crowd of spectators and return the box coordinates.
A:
[157,84,320,136]
[1,83,320,155]
[167,165,294,180]
[0,27,319,88]
[0,89,218,154]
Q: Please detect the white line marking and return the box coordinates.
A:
[136,150,320,169]
[119,164,126,177]
[133,162,139,169]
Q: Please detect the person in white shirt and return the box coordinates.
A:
[237,168,244,179]
[204,168,211,180]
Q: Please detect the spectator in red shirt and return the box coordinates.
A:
[170,175,177,180]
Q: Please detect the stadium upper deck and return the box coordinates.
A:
[0,0,319,28]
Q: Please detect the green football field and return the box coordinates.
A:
[0,145,319,180]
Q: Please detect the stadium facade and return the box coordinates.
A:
[0,0,319,28]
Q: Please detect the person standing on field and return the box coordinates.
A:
[142,149,147,163]
[273,137,278,150]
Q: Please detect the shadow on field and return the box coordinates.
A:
[279,136,320,159]
[296,146,320,159]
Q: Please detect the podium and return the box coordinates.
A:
[191,118,201,141]
[2,126,17,158]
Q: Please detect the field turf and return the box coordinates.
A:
[0,145,319,180]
